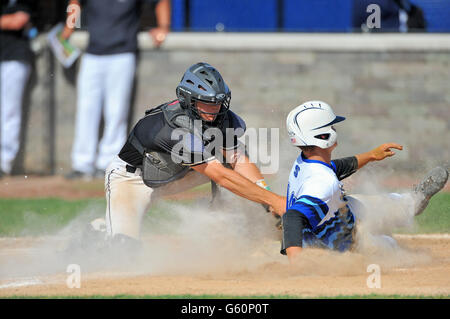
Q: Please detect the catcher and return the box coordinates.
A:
[100,62,287,250]
[281,100,448,261]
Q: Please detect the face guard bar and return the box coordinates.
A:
[192,94,231,123]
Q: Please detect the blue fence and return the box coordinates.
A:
[170,0,450,32]
[284,0,353,32]
[413,0,450,32]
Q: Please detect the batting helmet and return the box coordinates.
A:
[286,101,346,149]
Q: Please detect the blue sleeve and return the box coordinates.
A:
[289,195,329,230]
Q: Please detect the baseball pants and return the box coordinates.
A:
[346,192,416,249]
[71,52,136,174]
[0,60,31,174]
[104,156,210,240]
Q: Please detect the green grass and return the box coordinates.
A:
[413,192,450,233]
[0,197,199,236]
[0,192,448,237]
[3,294,449,299]
[0,198,105,236]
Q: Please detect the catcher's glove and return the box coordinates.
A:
[261,203,282,230]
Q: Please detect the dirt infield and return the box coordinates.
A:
[1,175,449,298]
[0,235,449,297]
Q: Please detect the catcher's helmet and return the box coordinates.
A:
[176,62,231,124]
[286,101,345,149]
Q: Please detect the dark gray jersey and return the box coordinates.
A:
[119,100,246,181]
[80,0,159,55]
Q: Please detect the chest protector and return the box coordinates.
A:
[127,101,203,188]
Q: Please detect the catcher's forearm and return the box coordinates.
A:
[214,168,278,207]
[228,156,278,215]
[232,156,264,183]
[193,160,285,214]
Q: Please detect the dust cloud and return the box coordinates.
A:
[0,163,433,283]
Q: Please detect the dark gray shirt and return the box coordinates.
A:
[80,0,159,55]
[0,0,35,63]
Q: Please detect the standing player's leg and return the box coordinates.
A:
[96,53,136,174]
[0,61,31,175]
[70,54,105,176]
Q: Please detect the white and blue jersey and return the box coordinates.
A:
[285,153,355,252]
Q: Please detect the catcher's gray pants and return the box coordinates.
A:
[104,156,209,240]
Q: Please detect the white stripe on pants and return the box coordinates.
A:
[71,53,136,174]
[105,157,153,239]
[0,61,31,174]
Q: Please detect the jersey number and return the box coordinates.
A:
[293,165,300,178]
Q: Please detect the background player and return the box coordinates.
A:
[0,0,35,177]
[281,101,448,261]
[62,0,171,180]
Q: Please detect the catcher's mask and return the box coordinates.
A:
[176,62,231,126]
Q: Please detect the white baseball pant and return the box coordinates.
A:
[104,156,210,240]
[71,52,136,174]
[346,192,416,250]
[0,60,31,174]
